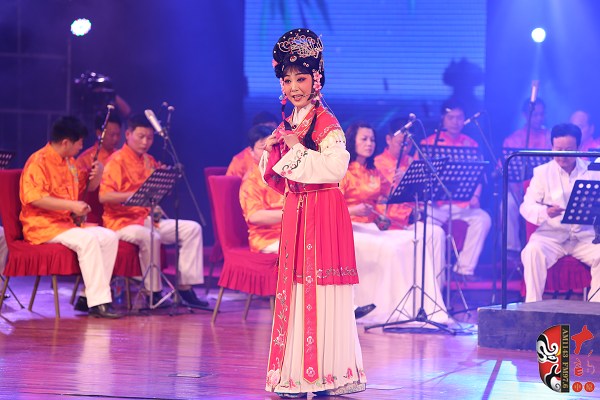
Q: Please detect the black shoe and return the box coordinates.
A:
[354,303,376,319]
[88,303,122,319]
[151,291,173,308]
[74,296,89,312]
[178,289,209,308]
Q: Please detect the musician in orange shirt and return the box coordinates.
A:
[239,125,283,254]
[76,112,122,175]
[226,111,278,178]
[20,116,120,318]
[421,103,491,279]
[100,114,207,308]
[341,121,449,325]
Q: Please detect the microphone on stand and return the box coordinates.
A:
[144,109,167,138]
[530,80,540,104]
[393,113,417,136]
[463,111,483,126]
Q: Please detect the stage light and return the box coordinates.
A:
[71,18,91,36]
[531,27,546,43]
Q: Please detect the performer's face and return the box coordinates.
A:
[64,138,84,158]
[282,69,313,109]
[442,108,465,136]
[126,126,154,156]
[524,103,545,130]
[570,111,594,143]
[552,135,578,173]
[98,122,122,152]
[355,127,376,159]
[251,137,268,163]
[386,133,408,159]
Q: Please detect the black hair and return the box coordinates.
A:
[248,124,273,148]
[252,111,278,127]
[440,100,466,116]
[94,112,122,131]
[522,98,545,113]
[127,113,153,131]
[50,116,88,143]
[551,123,582,147]
[346,121,376,170]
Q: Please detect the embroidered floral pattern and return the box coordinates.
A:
[306,367,316,378]
[266,369,281,389]
[280,149,308,176]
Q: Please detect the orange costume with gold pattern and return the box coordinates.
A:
[226,147,255,178]
[20,143,86,244]
[100,143,158,231]
[374,148,414,228]
[76,143,115,175]
[340,161,389,224]
[239,164,283,253]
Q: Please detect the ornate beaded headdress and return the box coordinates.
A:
[272,28,325,89]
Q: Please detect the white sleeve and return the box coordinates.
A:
[272,129,349,184]
[520,167,550,226]
[259,150,270,182]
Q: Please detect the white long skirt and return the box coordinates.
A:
[352,221,450,325]
[268,283,366,394]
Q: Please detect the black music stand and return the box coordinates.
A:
[502,148,551,182]
[124,168,178,310]
[365,158,455,334]
[0,151,15,169]
[561,179,600,300]
[424,145,483,162]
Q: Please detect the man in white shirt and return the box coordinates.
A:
[520,123,600,302]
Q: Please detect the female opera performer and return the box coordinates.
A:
[260,29,366,398]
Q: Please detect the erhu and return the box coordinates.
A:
[73,104,115,226]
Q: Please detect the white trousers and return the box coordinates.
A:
[117,218,204,292]
[429,204,491,275]
[48,226,117,308]
[522,234,600,302]
[352,221,449,324]
[506,184,524,252]
[0,226,7,275]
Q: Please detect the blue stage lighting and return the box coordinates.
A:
[531,27,546,43]
[71,18,91,36]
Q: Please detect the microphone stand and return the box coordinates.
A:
[159,121,208,315]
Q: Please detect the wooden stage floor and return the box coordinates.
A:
[0,276,597,399]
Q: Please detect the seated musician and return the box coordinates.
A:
[421,102,491,281]
[226,111,278,178]
[570,110,599,151]
[503,98,551,254]
[20,116,120,318]
[521,123,600,302]
[342,121,449,325]
[76,112,122,175]
[99,113,207,308]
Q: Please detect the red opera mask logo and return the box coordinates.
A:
[537,325,570,393]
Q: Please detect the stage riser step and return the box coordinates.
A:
[478,300,600,352]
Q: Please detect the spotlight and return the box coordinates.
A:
[531,27,546,43]
[71,18,91,37]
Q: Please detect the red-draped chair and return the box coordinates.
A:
[207,175,277,323]
[0,169,80,318]
[76,187,142,309]
[521,180,591,299]
[203,166,228,294]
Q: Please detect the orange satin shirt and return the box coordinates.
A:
[239,164,284,253]
[340,161,390,224]
[76,143,115,174]
[100,144,158,231]
[374,149,415,228]
[503,126,551,149]
[20,143,86,244]
[226,147,255,178]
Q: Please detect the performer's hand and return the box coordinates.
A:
[71,201,91,216]
[281,132,300,149]
[469,195,481,209]
[350,203,373,217]
[264,134,279,152]
[547,205,565,218]
[88,160,104,181]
